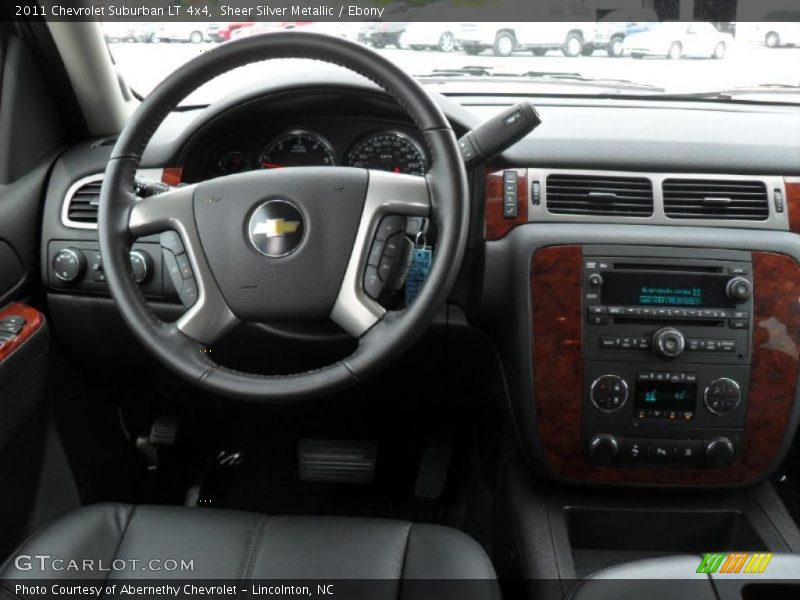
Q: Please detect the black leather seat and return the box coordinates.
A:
[1,504,497,598]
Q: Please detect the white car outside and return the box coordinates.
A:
[757,22,800,48]
[622,22,732,60]
[154,23,207,44]
[399,23,458,52]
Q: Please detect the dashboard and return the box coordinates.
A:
[38,73,800,489]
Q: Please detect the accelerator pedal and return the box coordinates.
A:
[298,439,378,484]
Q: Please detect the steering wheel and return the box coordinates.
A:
[98,32,468,402]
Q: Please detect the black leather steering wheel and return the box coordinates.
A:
[98,31,468,402]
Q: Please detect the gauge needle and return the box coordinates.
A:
[393,167,401,173]
[261,162,285,169]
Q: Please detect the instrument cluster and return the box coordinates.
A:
[207,127,427,179]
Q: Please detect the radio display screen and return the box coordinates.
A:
[635,381,697,412]
[600,272,734,308]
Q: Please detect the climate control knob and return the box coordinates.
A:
[52,248,86,282]
[705,437,735,469]
[588,434,619,466]
[653,327,685,359]
[590,375,628,412]
[726,277,752,303]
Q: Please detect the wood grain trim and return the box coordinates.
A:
[485,168,527,241]
[786,177,800,234]
[530,248,799,485]
[0,303,44,364]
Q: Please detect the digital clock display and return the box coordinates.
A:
[601,272,734,308]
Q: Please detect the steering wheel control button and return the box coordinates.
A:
[363,267,383,300]
[53,248,87,282]
[375,215,406,241]
[160,231,185,255]
[367,240,385,267]
[247,200,305,258]
[179,278,199,307]
[590,375,628,412]
[175,254,193,280]
[704,377,741,415]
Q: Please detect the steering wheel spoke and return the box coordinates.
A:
[331,170,431,337]
[128,184,239,345]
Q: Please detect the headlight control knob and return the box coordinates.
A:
[653,327,685,359]
[53,248,86,282]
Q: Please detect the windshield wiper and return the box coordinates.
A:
[417,66,664,92]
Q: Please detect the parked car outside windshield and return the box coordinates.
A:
[103,19,800,105]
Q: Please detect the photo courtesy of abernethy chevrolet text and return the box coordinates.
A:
[2,0,800,598]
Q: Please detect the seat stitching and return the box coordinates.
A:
[98,505,137,598]
[238,515,270,598]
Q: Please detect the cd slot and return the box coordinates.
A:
[612,263,723,274]
[613,316,723,327]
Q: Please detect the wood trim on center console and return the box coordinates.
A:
[530,247,799,486]
[0,302,45,364]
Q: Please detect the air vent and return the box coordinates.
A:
[663,179,769,221]
[546,174,654,217]
[63,175,103,228]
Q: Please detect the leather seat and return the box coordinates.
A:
[1,503,497,599]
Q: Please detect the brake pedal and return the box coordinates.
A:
[298,439,378,484]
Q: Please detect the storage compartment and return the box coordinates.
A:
[565,507,769,578]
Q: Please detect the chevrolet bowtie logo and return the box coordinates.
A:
[253,218,301,238]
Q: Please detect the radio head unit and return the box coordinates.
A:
[581,248,753,470]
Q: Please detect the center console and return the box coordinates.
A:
[582,249,753,471]
[530,245,800,486]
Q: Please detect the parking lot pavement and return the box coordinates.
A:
[110,41,800,102]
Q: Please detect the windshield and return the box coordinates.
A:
[104,18,800,105]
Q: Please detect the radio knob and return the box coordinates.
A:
[705,437,735,469]
[53,248,86,282]
[588,434,619,466]
[726,277,752,303]
[588,273,603,288]
[653,327,685,359]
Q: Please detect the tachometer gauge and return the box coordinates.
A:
[345,132,426,176]
[217,151,250,175]
[259,130,335,169]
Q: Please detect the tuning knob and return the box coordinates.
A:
[653,327,685,359]
[53,248,86,282]
[705,437,735,469]
[726,277,752,303]
[588,434,619,466]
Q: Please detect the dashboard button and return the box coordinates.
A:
[675,440,701,463]
[620,439,647,463]
[648,439,674,461]
[383,233,402,258]
[175,253,193,280]
[178,278,198,307]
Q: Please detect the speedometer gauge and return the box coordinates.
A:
[345,132,426,176]
[259,130,335,169]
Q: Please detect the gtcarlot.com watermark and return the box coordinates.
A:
[14,554,194,572]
